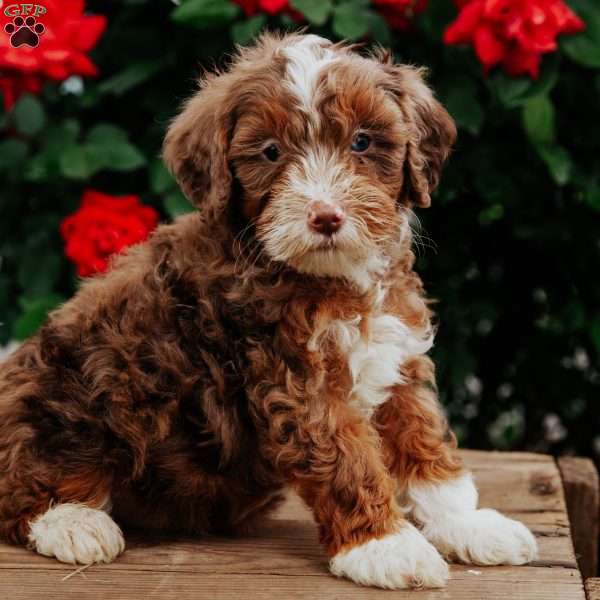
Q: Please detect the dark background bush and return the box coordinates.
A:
[0,0,598,462]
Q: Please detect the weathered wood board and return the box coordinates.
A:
[558,456,599,578]
[0,450,587,599]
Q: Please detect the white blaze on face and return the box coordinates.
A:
[289,149,348,207]
[262,36,391,289]
[281,35,337,117]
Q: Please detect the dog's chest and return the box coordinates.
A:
[324,313,433,418]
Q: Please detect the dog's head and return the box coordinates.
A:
[163,33,456,287]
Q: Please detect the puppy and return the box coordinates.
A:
[0,33,537,588]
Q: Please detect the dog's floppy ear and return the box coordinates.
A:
[379,57,457,208]
[163,73,233,220]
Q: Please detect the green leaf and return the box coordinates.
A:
[150,160,176,194]
[12,94,46,136]
[366,11,391,45]
[419,0,456,42]
[231,14,267,45]
[23,154,51,182]
[488,56,559,108]
[488,72,531,108]
[583,176,600,211]
[444,78,485,136]
[536,144,573,186]
[87,123,129,143]
[99,60,168,96]
[43,120,80,154]
[172,0,240,29]
[0,139,28,170]
[560,0,600,68]
[522,95,555,147]
[562,32,600,68]
[13,294,65,340]
[332,1,370,40]
[478,203,505,226]
[17,251,62,297]
[25,120,81,181]
[291,0,333,26]
[164,191,193,218]
[59,145,95,179]
[85,124,147,172]
[102,141,146,171]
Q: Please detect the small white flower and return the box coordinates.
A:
[573,347,589,371]
[497,382,514,399]
[60,76,84,96]
[464,375,483,396]
[543,413,567,443]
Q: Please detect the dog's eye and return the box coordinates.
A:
[263,144,280,162]
[351,133,371,153]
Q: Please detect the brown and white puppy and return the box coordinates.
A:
[0,33,537,588]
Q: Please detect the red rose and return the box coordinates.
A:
[444,0,585,78]
[0,0,106,109]
[60,190,159,277]
[234,0,289,16]
[373,0,428,30]
[0,72,41,109]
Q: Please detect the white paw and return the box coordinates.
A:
[28,503,125,564]
[329,522,449,589]
[422,509,538,566]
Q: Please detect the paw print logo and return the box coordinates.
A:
[5,16,45,48]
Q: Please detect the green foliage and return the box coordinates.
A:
[14,294,66,339]
[99,59,169,96]
[522,95,555,147]
[231,15,267,44]
[561,0,600,67]
[12,94,46,136]
[487,57,559,108]
[442,76,484,136]
[522,94,573,184]
[57,122,146,180]
[332,0,371,40]
[0,0,598,463]
[291,0,333,26]
[0,139,27,170]
[172,0,240,28]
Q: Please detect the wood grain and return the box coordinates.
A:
[0,450,587,599]
[586,578,600,600]
[558,456,599,578]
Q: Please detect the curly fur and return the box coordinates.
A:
[0,32,536,587]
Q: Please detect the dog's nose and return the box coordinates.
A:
[307,201,345,236]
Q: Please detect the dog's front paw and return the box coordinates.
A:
[422,509,538,566]
[329,522,449,589]
[28,503,125,564]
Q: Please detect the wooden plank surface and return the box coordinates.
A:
[558,456,600,578]
[586,578,600,600]
[0,450,587,599]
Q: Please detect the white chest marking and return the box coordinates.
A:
[326,313,434,418]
